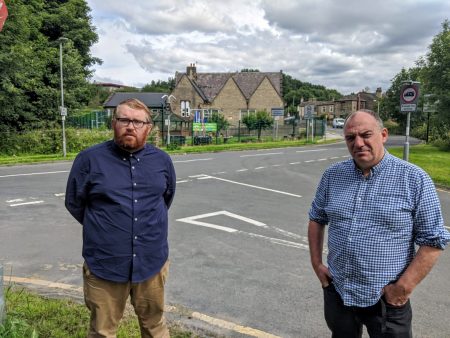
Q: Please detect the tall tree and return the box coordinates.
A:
[0,0,100,132]
[418,19,450,137]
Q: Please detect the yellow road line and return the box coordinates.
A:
[4,276,280,338]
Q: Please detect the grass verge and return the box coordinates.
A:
[388,144,450,189]
[0,286,198,338]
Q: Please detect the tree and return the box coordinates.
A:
[0,0,100,132]
[210,112,230,137]
[141,79,174,93]
[418,19,450,143]
[242,111,274,140]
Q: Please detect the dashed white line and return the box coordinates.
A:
[0,170,69,178]
[304,160,315,163]
[211,171,226,175]
[272,164,281,167]
[54,193,65,197]
[6,199,24,203]
[176,180,190,184]
[236,169,248,172]
[317,158,327,161]
[173,158,213,163]
[240,152,283,157]
[296,149,327,153]
[289,162,301,165]
[10,200,45,207]
[330,156,340,159]
[254,167,266,170]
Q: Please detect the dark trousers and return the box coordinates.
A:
[323,283,412,338]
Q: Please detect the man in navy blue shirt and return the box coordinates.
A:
[308,110,449,337]
[66,98,176,337]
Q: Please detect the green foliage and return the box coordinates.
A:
[142,79,175,92]
[282,73,342,115]
[242,111,274,140]
[0,0,100,132]
[210,112,230,133]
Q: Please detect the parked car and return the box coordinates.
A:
[332,118,345,128]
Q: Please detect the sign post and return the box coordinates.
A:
[305,105,314,142]
[400,81,420,162]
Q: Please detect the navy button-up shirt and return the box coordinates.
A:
[65,140,176,283]
[309,152,449,307]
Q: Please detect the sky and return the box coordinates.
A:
[86,0,449,95]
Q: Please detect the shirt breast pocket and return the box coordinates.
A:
[371,194,413,232]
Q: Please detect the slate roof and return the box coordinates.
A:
[176,71,282,102]
[103,92,168,108]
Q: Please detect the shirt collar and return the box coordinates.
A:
[111,140,148,158]
[352,149,389,177]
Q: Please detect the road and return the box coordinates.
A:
[1,140,449,337]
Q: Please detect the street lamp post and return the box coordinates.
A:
[58,37,68,157]
[161,95,176,145]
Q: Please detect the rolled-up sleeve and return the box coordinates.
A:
[413,171,450,249]
[309,168,330,225]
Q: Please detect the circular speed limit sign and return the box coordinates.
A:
[401,86,417,103]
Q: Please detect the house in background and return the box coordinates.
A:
[298,87,383,120]
[170,64,285,126]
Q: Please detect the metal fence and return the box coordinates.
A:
[67,111,111,129]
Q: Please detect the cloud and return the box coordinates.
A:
[87,0,450,94]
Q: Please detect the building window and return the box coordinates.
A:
[181,101,190,117]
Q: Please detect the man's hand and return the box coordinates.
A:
[314,263,332,287]
[383,282,410,306]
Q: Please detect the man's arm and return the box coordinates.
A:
[308,220,332,287]
[384,245,442,306]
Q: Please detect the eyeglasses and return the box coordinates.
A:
[115,117,151,129]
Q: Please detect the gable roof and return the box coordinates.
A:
[103,92,168,108]
[176,71,282,102]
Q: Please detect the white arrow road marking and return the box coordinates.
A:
[177,211,309,250]
[10,200,45,207]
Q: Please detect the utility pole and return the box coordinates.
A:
[58,37,68,157]
[400,80,420,162]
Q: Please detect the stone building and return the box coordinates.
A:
[170,64,285,126]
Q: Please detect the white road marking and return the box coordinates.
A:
[296,149,327,153]
[330,156,340,159]
[254,166,266,170]
[176,180,190,183]
[289,162,301,165]
[236,169,248,172]
[211,171,226,175]
[341,155,349,158]
[304,160,315,163]
[198,175,302,198]
[173,158,213,163]
[177,211,308,251]
[0,170,69,178]
[189,174,208,178]
[445,226,450,230]
[10,200,45,207]
[6,199,24,203]
[317,158,327,161]
[272,164,281,167]
[240,152,283,157]
[54,193,65,197]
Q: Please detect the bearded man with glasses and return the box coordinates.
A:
[65,98,176,338]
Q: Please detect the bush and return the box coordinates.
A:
[384,119,403,135]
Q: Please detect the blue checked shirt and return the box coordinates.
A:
[309,151,449,307]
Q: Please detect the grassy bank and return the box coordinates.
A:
[388,144,450,188]
[1,287,197,338]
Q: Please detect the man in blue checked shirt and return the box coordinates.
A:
[308,110,449,338]
[66,98,176,338]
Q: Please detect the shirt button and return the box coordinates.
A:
[134,218,138,221]
[134,199,138,203]
[133,254,136,257]
[133,183,137,186]
[123,158,126,161]
[132,166,135,170]
[137,158,140,162]
[134,236,138,240]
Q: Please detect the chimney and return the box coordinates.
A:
[186,63,197,80]
[376,87,382,98]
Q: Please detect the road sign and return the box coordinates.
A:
[305,105,314,119]
[0,0,8,32]
[400,83,420,112]
[60,106,67,116]
[271,108,284,117]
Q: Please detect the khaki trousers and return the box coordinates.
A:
[83,261,170,338]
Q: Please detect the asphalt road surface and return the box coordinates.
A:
[1,140,449,337]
